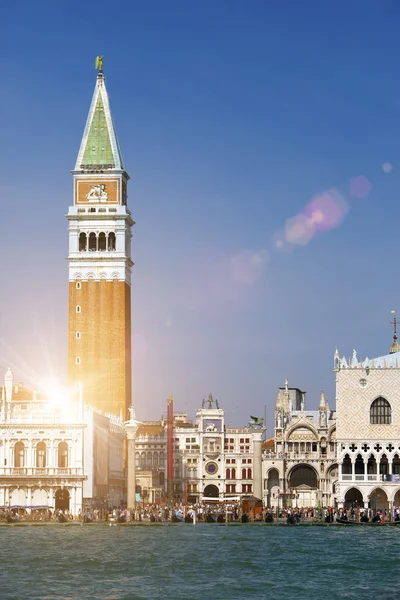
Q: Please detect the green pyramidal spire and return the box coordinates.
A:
[75,71,124,171]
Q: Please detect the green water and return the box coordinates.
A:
[1,524,399,599]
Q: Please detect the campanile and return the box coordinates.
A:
[67,61,133,418]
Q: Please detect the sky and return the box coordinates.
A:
[1,0,400,430]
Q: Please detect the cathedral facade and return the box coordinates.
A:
[262,381,338,509]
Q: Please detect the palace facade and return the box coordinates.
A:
[0,368,85,514]
[336,342,400,512]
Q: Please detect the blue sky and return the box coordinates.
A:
[1,0,400,428]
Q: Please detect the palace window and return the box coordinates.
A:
[58,442,68,468]
[36,441,46,468]
[370,397,391,425]
[14,441,25,468]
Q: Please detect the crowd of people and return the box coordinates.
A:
[2,503,400,524]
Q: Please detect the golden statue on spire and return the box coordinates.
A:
[95,56,104,72]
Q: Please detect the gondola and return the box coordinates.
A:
[336,517,357,524]
[265,513,274,523]
[6,515,19,523]
[286,515,300,525]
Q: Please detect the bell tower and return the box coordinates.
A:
[67,60,133,418]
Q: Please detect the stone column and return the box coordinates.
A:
[49,487,54,510]
[252,430,265,501]
[125,419,140,511]
[71,487,76,515]
[364,459,368,481]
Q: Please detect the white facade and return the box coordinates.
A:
[0,369,85,515]
[83,407,125,509]
[335,347,400,512]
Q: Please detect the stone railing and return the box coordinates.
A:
[0,467,84,477]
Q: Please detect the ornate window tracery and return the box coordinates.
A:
[370,397,391,425]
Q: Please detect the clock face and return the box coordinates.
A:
[205,462,218,475]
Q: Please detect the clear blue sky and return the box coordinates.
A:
[1,0,400,428]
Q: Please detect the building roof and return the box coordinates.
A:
[75,72,124,171]
[137,423,165,437]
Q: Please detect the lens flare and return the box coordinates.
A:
[230,249,269,285]
[284,189,348,246]
[382,162,393,173]
[349,176,372,199]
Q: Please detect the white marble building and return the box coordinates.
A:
[0,368,86,514]
[335,342,400,512]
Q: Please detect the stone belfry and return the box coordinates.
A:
[67,58,133,418]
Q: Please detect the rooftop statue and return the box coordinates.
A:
[95,55,104,71]
[247,415,264,428]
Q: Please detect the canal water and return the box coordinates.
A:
[1,524,400,599]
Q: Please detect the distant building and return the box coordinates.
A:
[82,407,125,510]
[131,394,265,505]
[262,380,337,508]
[335,337,400,512]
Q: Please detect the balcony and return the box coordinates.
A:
[341,474,400,483]
[0,467,85,478]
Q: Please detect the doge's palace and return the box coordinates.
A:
[336,324,400,512]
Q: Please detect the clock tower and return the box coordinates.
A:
[67,64,133,418]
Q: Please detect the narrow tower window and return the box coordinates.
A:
[79,233,87,252]
[76,281,81,290]
[76,306,81,313]
[98,232,106,251]
[89,232,97,251]
[76,357,81,365]
[108,232,116,251]
[76,332,81,339]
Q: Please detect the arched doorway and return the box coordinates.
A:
[369,488,388,513]
[10,488,26,507]
[394,489,400,507]
[289,465,318,508]
[344,487,363,508]
[204,484,219,498]
[55,489,70,511]
[266,468,279,508]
